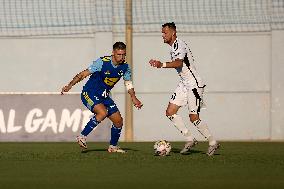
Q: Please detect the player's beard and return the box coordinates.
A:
[117,60,124,64]
[163,37,171,44]
[163,38,167,43]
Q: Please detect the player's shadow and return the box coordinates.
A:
[81,148,139,153]
[171,147,203,155]
[200,152,221,156]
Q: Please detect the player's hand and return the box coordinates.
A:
[61,85,71,95]
[132,97,143,110]
[149,59,162,68]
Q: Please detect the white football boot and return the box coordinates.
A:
[76,135,87,149]
[108,145,126,153]
[207,142,220,156]
[180,138,198,154]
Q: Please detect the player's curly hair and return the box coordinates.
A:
[162,22,176,30]
[113,42,126,50]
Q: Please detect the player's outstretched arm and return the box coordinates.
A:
[61,69,91,95]
[149,59,183,68]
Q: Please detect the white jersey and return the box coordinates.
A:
[170,38,205,89]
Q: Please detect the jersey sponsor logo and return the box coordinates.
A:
[104,77,119,86]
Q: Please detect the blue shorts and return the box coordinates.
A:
[81,90,119,117]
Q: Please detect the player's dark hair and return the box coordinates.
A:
[113,42,126,50]
[162,22,176,30]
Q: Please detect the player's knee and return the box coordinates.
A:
[165,109,175,117]
[189,114,199,123]
[96,111,108,122]
[113,117,123,128]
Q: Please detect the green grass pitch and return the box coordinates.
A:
[0,142,283,189]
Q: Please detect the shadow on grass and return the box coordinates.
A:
[171,147,203,155]
[81,148,139,153]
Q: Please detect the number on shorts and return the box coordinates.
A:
[102,89,108,98]
[171,93,176,100]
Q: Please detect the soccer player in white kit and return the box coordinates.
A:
[149,22,220,156]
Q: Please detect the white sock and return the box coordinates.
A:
[193,119,216,146]
[80,134,86,139]
[167,114,193,141]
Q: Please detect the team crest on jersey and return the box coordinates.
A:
[104,70,111,75]
[170,52,174,59]
[118,70,124,76]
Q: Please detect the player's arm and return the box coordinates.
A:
[123,65,143,109]
[125,81,143,109]
[149,58,183,68]
[61,58,103,95]
[61,69,91,95]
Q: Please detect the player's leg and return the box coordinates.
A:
[166,102,191,139]
[105,99,126,153]
[188,88,220,156]
[81,103,107,136]
[77,103,108,149]
[190,114,220,156]
[166,103,197,154]
[107,111,126,153]
[77,91,108,149]
[167,85,197,153]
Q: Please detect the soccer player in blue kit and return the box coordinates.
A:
[61,42,143,153]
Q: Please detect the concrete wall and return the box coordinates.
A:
[0,31,283,141]
[0,32,113,92]
[271,31,284,140]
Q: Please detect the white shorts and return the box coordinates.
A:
[169,83,205,114]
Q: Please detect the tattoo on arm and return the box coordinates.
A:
[69,74,83,87]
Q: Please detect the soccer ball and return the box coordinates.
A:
[154,140,171,156]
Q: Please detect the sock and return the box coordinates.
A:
[110,125,122,146]
[81,116,100,136]
[193,119,216,146]
[167,114,193,141]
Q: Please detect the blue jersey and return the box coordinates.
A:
[81,56,131,114]
[83,56,131,96]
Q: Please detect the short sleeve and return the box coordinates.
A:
[123,64,132,81]
[171,40,187,61]
[88,58,103,73]
[174,47,186,60]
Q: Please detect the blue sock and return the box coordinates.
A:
[81,116,100,136]
[110,125,122,146]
